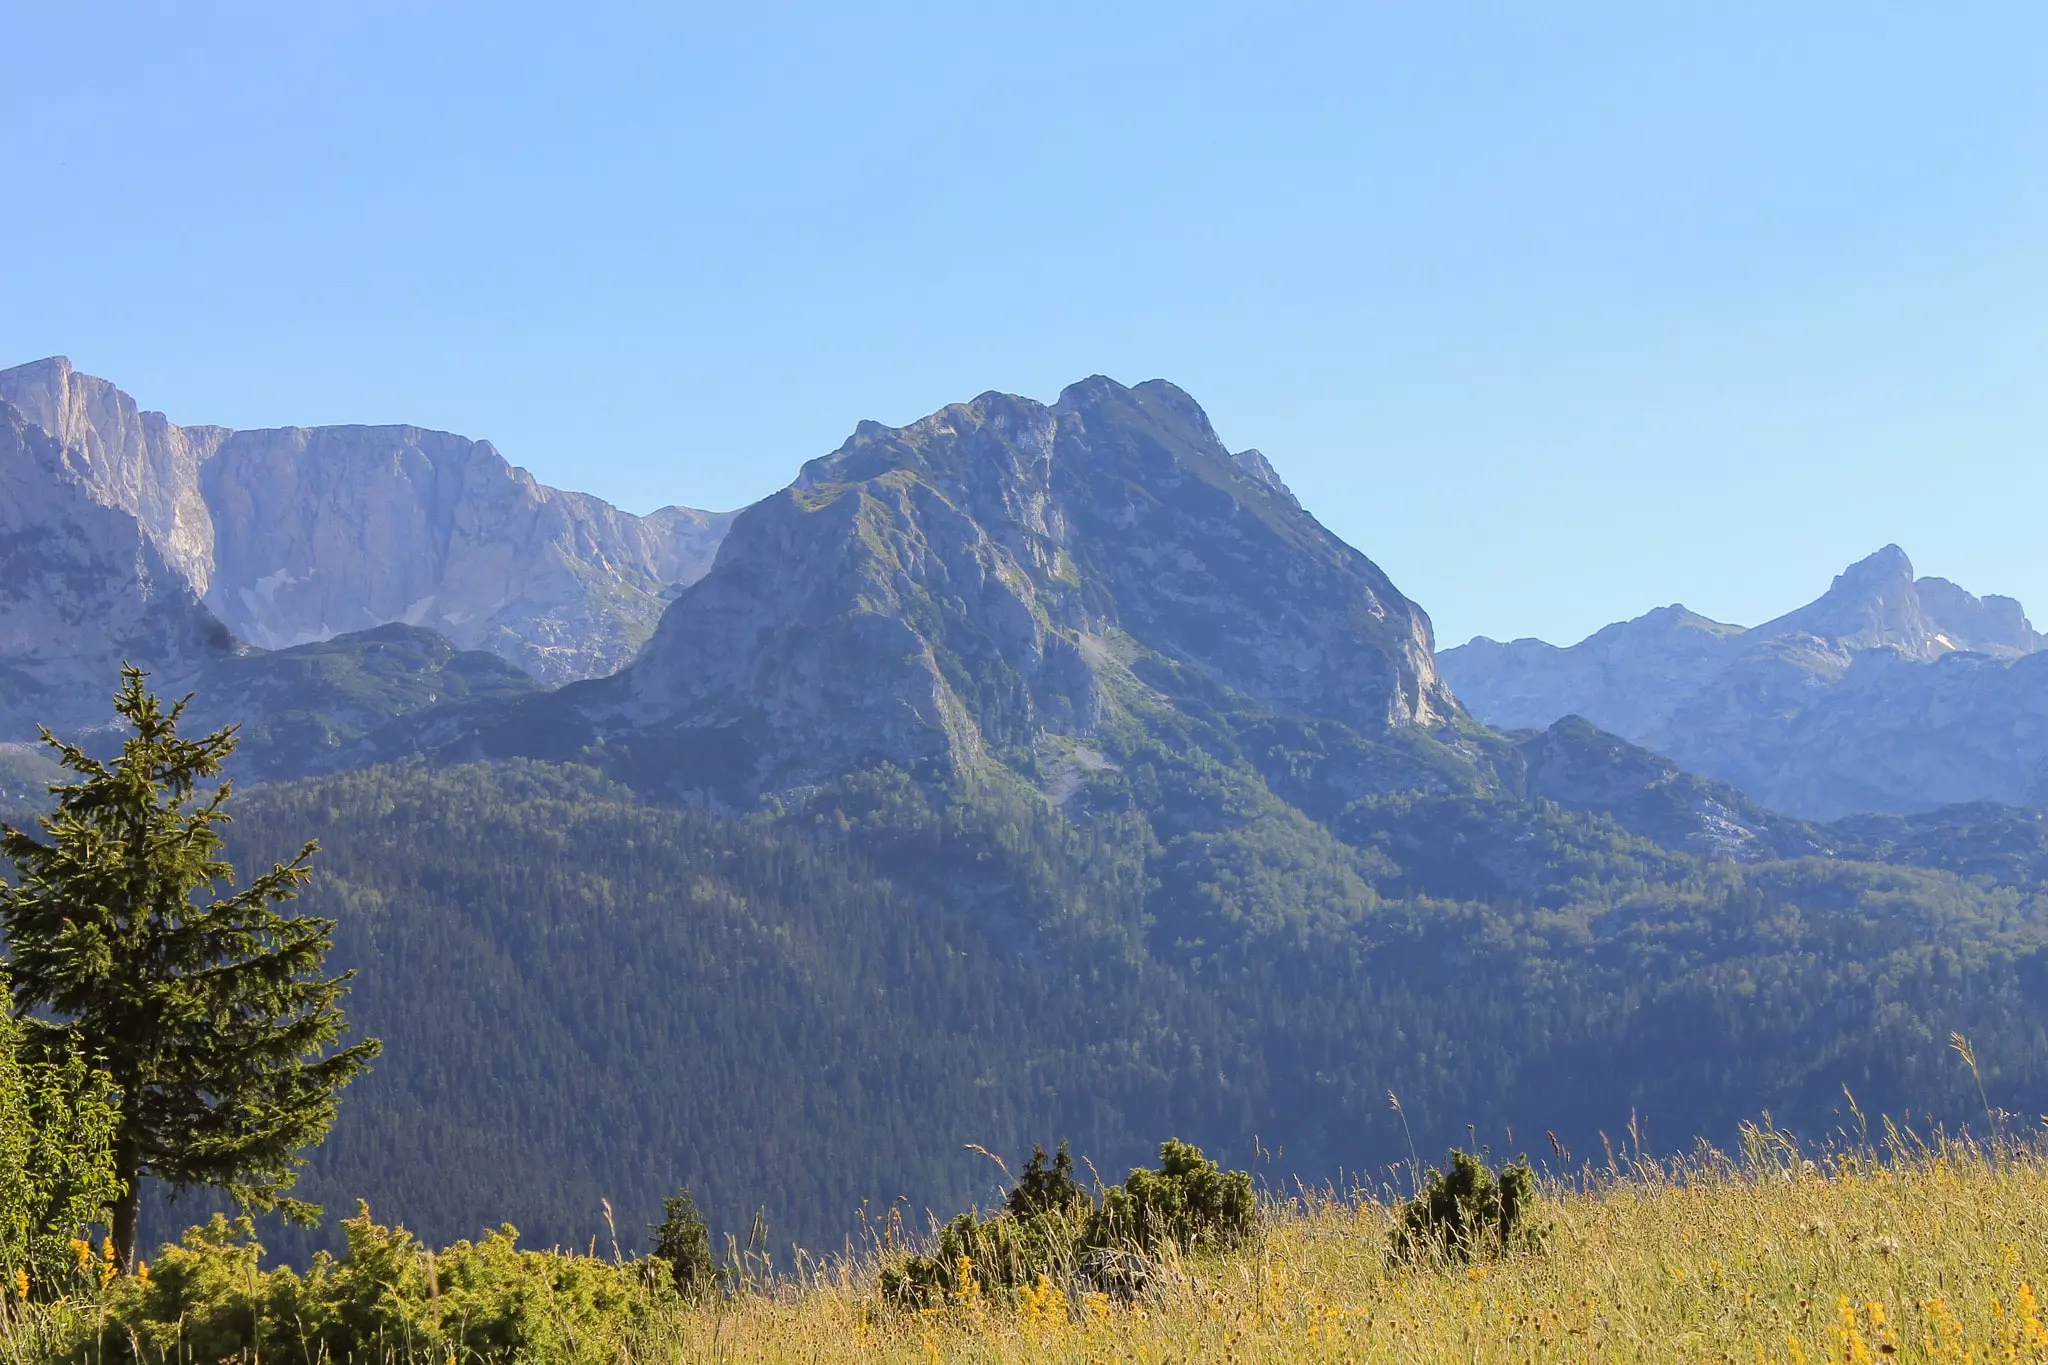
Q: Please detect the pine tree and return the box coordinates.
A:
[0,668,380,1269]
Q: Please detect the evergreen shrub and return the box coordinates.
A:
[88,1205,653,1363]
[651,1188,717,1299]
[880,1138,1254,1306]
[1389,1149,1545,1264]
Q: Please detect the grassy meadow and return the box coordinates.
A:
[8,1122,2047,1363]
[673,1133,2046,1363]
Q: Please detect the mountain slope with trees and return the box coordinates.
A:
[199,756,2048,1260]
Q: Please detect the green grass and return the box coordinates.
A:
[10,1125,2048,1362]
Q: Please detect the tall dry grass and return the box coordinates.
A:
[10,1118,2048,1362]
[645,1120,2048,1363]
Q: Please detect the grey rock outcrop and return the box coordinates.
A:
[0,398,234,736]
[554,376,1456,798]
[1440,546,2048,819]
[0,357,734,690]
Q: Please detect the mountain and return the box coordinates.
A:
[0,370,2025,1265]
[177,624,548,782]
[0,358,734,696]
[475,375,1479,807]
[0,397,235,737]
[1512,715,1828,862]
[206,752,2048,1260]
[1439,546,2048,819]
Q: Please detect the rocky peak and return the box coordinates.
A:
[0,397,233,737]
[594,375,1453,798]
[1437,544,2048,819]
[1910,578,2042,657]
[0,356,224,591]
[1754,545,2043,660]
[1754,545,1929,656]
[1229,448,1295,503]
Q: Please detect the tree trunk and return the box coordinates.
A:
[111,1142,141,1273]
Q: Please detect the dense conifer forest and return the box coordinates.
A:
[198,758,2048,1260]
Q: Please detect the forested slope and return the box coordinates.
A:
[203,760,2048,1261]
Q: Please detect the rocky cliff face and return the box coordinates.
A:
[0,358,734,688]
[553,376,1457,798]
[0,399,234,736]
[1439,546,2048,819]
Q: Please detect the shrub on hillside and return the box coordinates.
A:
[1085,1137,1256,1257]
[0,980,121,1299]
[1005,1140,1087,1220]
[89,1206,655,1363]
[881,1138,1254,1306]
[651,1188,717,1299]
[1389,1149,1545,1264]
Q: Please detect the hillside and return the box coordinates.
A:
[32,1126,2048,1362]
[180,755,2048,1261]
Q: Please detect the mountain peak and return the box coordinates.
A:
[1840,543,1914,585]
[1755,545,2038,661]
[600,376,1452,798]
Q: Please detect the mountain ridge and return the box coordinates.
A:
[0,357,735,697]
[459,374,1469,807]
[1439,545,2048,818]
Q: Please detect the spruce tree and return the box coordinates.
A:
[0,668,380,1269]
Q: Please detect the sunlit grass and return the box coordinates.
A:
[650,1125,2048,1363]
[10,1122,2048,1362]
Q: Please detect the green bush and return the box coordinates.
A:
[1005,1141,1087,1220]
[651,1188,716,1299]
[1389,1149,1545,1264]
[91,1205,657,1363]
[1085,1138,1256,1258]
[881,1138,1254,1306]
[0,978,121,1299]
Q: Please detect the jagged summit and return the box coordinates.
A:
[1758,545,1949,658]
[555,375,1457,798]
[1757,544,2041,659]
[1438,546,2048,817]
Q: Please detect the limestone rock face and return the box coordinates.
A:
[0,358,733,687]
[0,357,228,592]
[1439,546,2048,818]
[0,399,234,736]
[1751,544,2043,660]
[571,376,1455,797]
[196,423,732,681]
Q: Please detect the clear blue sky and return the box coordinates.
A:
[4,3,2044,648]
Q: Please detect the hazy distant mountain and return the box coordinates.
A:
[0,357,733,698]
[1439,546,2048,818]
